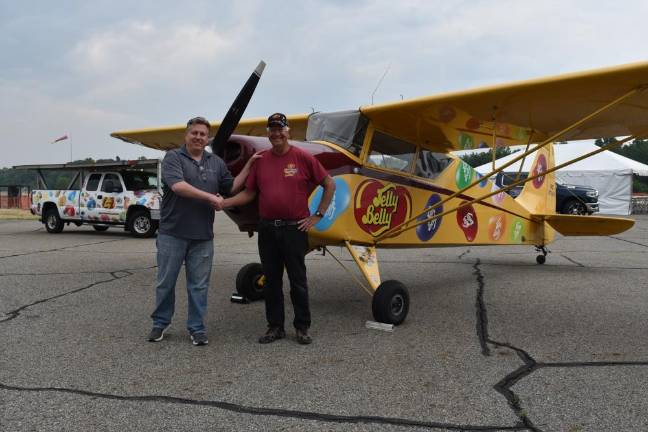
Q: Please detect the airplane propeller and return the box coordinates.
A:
[211,60,266,157]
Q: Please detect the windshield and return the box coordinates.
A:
[122,171,158,191]
[306,110,368,156]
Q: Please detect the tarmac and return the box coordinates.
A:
[1,213,647,431]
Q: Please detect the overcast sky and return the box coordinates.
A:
[2,0,648,167]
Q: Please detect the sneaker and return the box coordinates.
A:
[296,328,312,345]
[258,327,286,344]
[191,332,209,346]
[147,326,167,342]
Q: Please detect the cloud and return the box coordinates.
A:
[69,20,237,101]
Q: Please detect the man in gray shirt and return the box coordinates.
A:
[147,116,259,346]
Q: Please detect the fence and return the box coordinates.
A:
[632,196,648,214]
[0,186,31,210]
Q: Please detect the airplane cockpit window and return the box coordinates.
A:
[367,131,416,173]
[414,150,453,179]
[306,110,368,156]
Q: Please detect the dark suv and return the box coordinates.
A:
[496,172,599,215]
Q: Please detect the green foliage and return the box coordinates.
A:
[594,138,648,165]
[460,147,514,168]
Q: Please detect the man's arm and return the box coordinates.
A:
[230,152,262,194]
[298,175,336,231]
[222,188,257,209]
[171,182,221,208]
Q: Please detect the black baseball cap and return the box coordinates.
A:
[267,113,288,128]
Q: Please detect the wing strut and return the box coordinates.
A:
[374,86,644,243]
[376,132,645,243]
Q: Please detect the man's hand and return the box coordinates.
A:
[298,214,322,231]
[209,194,224,211]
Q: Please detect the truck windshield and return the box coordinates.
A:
[122,171,158,191]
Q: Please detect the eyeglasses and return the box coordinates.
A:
[187,116,210,128]
[199,165,207,181]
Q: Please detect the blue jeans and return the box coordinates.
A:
[151,233,214,334]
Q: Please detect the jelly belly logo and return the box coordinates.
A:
[488,213,506,241]
[531,154,547,188]
[354,180,412,237]
[455,161,474,189]
[309,177,350,232]
[416,194,443,242]
[456,202,478,242]
[510,218,524,243]
[284,163,298,177]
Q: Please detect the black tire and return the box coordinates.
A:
[372,280,410,325]
[536,255,546,265]
[236,263,265,301]
[44,208,64,233]
[127,210,156,238]
[93,225,109,232]
[561,199,587,215]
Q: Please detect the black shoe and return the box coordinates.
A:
[147,326,167,342]
[258,327,286,344]
[296,328,312,345]
[191,332,209,346]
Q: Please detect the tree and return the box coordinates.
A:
[460,147,514,168]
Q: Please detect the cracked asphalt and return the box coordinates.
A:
[1,214,647,431]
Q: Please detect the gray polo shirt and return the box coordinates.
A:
[159,145,234,240]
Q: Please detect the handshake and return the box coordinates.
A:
[209,194,225,211]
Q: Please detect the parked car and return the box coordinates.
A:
[495,172,599,215]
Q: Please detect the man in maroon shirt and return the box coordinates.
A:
[222,113,335,344]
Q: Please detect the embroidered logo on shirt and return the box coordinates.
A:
[284,163,298,177]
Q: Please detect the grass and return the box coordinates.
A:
[0,208,38,220]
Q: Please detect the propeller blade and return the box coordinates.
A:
[212,60,266,156]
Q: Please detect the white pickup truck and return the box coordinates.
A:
[16,160,162,237]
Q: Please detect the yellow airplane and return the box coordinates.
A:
[111,61,647,325]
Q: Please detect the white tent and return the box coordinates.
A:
[474,141,648,215]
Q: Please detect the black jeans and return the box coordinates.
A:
[258,224,310,330]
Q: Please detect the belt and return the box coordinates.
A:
[260,219,300,227]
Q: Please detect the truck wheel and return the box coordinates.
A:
[93,225,109,232]
[236,263,265,301]
[127,210,155,238]
[561,199,587,215]
[371,280,410,325]
[44,208,64,233]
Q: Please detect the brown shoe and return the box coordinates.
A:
[258,327,285,344]
[296,328,312,345]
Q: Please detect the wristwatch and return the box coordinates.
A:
[314,210,324,218]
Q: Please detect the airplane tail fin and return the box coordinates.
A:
[514,144,556,215]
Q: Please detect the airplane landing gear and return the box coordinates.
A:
[535,245,549,265]
[372,280,410,325]
[236,263,265,301]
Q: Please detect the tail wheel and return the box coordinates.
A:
[236,263,265,301]
[93,225,109,232]
[44,208,64,233]
[372,280,410,325]
[127,210,156,238]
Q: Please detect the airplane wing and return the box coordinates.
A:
[112,62,648,153]
[111,114,310,151]
[361,61,648,151]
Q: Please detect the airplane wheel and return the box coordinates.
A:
[536,255,546,265]
[372,280,409,325]
[93,225,109,231]
[236,263,265,301]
